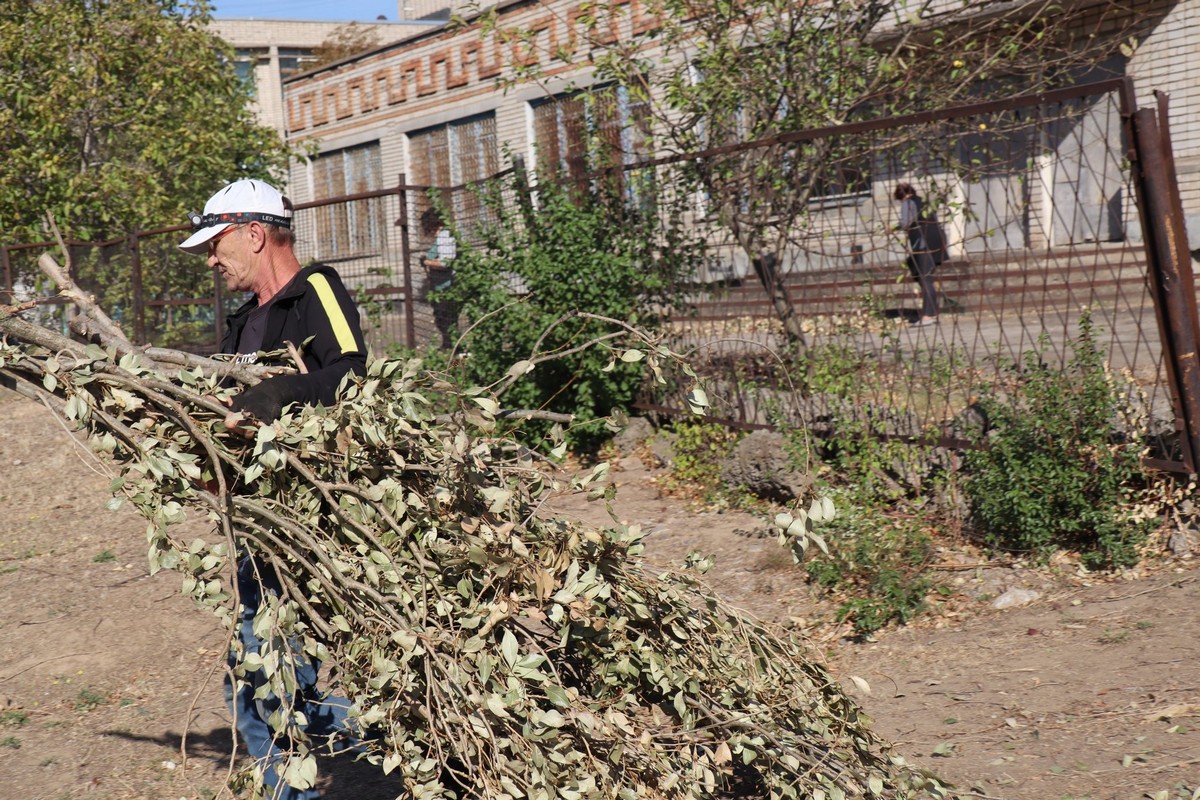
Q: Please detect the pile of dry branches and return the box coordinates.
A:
[0,254,950,800]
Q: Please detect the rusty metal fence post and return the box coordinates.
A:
[396,174,416,350]
[128,229,146,344]
[1131,98,1200,472]
[1,246,12,304]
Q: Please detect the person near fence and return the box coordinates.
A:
[893,182,944,327]
[179,177,369,800]
[420,207,458,349]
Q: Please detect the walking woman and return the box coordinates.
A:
[893,182,941,326]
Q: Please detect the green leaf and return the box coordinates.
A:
[501,629,519,667]
[506,360,534,377]
[543,683,571,707]
[282,754,318,789]
[485,694,510,718]
[473,397,500,415]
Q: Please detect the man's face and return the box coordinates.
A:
[206,224,252,292]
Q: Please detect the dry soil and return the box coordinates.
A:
[1,390,1197,800]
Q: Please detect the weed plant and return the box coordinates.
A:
[963,315,1152,569]
[803,493,937,636]
[661,421,743,502]
[751,334,957,637]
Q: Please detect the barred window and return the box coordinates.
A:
[531,85,652,203]
[532,86,650,177]
[312,141,387,260]
[408,113,499,230]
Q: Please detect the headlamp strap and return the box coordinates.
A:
[188,210,292,231]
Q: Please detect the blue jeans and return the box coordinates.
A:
[226,559,357,800]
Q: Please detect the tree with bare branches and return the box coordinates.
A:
[483,0,1140,349]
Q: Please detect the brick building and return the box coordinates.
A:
[275,0,1200,280]
[278,0,662,278]
[210,17,439,136]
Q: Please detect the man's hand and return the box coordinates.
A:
[224,379,289,434]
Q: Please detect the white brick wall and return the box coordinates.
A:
[210,18,439,136]
[1126,0,1200,242]
[278,0,1200,255]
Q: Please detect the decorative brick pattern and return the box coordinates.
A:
[284,0,663,134]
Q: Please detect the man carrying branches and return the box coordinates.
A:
[179,178,369,799]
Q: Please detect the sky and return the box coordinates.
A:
[210,0,408,22]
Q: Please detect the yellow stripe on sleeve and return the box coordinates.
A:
[307,273,359,354]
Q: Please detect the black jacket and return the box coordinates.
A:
[222,263,368,418]
[901,196,947,266]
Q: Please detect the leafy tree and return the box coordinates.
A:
[0,0,289,341]
[310,21,382,69]
[486,0,1138,349]
[0,0,288,242]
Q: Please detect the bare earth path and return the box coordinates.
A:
[1,389,1197,799]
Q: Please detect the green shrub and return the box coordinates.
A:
[441,171,701,450]
[963,315,1151,569]
[803,498,936,637]
[662,421,742,498]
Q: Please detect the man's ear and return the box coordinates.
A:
[247,221,268,253]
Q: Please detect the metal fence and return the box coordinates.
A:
[4,79,1199,470]
[617,78,1200,473]
[0,168,523,357]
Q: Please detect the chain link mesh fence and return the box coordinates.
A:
[3,80,1194,466]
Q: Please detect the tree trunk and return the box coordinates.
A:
[752,251,806,350]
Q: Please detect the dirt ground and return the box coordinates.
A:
[1,388,1198,800]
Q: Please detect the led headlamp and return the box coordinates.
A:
[187,210,292,231]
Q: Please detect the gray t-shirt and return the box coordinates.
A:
[235,301,273,363]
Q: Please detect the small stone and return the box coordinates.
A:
[612,416,654,452]
[990,587,1040,609]
[719,430,810,502]
[1167,528,1193,557]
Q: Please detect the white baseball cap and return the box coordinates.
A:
[179,179,292,254]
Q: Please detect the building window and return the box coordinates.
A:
[278,47,319,79]
[689,61,868,206]
[531,85,651,185]
[408,113,500,229]
[233,47,268,88]
[797,137,870,203]
[312,142,387,259]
